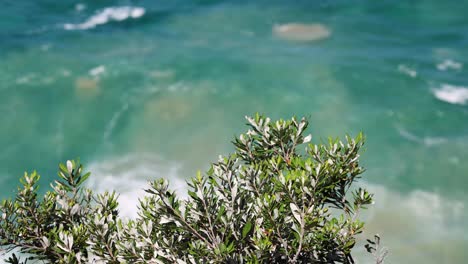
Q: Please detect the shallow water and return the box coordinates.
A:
[1,1,467,262]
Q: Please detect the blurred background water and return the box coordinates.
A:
[1,0,467,262]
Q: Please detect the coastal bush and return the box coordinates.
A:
[0,115,384,263]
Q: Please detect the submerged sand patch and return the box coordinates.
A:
[144,94,192,121]
[75,77,100,98]
[273,23,331,42]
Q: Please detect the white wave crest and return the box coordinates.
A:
[64,6,145,30]
[86,153,186,218]
[437,59,463,71]
[432,84,468,105]
[89,65,106,77]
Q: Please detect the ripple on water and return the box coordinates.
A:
[396,125,448,147]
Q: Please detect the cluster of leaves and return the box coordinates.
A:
[0,160,120,263]
[0,115,383,263]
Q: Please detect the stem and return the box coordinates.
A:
[292,218,305,263]
[199,184,218,246]
[159,195,215,249]
[292,179,306,263]
[251,180,290,259]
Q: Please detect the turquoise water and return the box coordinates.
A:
[1,0,468,262]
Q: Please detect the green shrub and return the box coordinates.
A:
[0,115,384,263]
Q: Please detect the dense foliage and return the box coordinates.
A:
[0,115,383,263]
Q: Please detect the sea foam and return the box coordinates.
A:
[89,65,106,77]
[436,59,463,71]
[396,125,447,147]
[87,153,186,218]
[64,6,145,30]
[354,182,467,263]
[397,64,417,78]
[432,84,468,105]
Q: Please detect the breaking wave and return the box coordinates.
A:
[64,6,145,30]
[436,59,463,71]
[432,84,468,105]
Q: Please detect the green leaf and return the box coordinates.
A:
[76,172,90,186]
[242,221,253,239]
[290,203,302,224]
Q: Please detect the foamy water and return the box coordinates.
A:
[397,64,417,78]
[396,125,447,147]
[437,59,463,71]
[86,153,186,218]
[64,6,145,30]
[355,182,467,263]
[432,84,468,105]
[88,65,106,77]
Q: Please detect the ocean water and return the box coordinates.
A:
[1,0,467,262]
